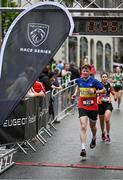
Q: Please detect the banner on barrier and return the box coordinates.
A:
[0,98,37,144]
[37,91,51,133]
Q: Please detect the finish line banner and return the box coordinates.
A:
[0,2,74,124]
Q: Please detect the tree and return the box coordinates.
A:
[2,0,19,38]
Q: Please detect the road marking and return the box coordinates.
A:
[15,162,123,171]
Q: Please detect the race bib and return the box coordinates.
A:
[83,99,94,106]
[115,81,122,87]
[102,96,110,102]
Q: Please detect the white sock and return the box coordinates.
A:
[81,143,85,150]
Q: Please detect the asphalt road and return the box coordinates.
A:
[1,97,123,179]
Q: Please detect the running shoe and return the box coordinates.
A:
[102,132,106,141]
[90,138,96,149]
[80,149,86,160]
[105,134,111,143]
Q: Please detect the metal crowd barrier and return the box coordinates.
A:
[36,91,53,145]
[0,80,77,173]
[0,148,15,174]
[51,80,77,123]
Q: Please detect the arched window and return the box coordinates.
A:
[96,41,103,72]
[68,37,77,65]
[105,43,111,72]
[90,39,94,64]
[119,38,123,63]
[80,37,88,60]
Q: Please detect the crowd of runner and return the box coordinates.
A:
[72,62,123,160]
[0,55,123,157]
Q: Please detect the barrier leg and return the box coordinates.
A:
[25,141,36,152]
[48,114,57,130]
[49,123,57,130]
[17,143,27,155]
[0,158,3,172]
[0,149,15,174]
[38,134,47,143]
[45,128,54,136]
[36,135,46,145]
[43,127,52,137]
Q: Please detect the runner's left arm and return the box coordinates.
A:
[95,80,106,95]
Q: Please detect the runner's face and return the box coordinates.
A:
[101,74,108,83]
[116,67,121,73]
[82,68,90,78]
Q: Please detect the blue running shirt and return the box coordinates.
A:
[76,77,104,110]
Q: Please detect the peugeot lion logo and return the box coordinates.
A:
[28,23,49,47]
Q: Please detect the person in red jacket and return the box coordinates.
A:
[90,64,96,77]
[33,80,46,94]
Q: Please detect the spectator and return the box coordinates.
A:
[51,59,57,72]
[25,81,46,98]
[39,67,62,92]
[39,67,62,123]
[69,63,80,81]
[54,68,61,87]
[33,80,46,94]
[57,60,64,73]
[48,72,62,91]
[39,67,52,91]
[90,60,96,77]
[61,63,71,87]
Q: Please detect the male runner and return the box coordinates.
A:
[72,64,105,159]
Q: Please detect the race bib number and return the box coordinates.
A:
[115,81,122,87]
[102,96,109,102]
[83,99,94,106]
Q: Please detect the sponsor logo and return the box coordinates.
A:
[19,23,51,54]
[3,115,36,127]
[3,118,27,127]
[28,23,49,47]
[28,115,36,123]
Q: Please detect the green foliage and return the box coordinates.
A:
[2,0,8,7]
[2,0,19,37]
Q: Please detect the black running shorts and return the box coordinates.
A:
[78,108,98,121]
[98,102,113,115]
[114,86,122,92]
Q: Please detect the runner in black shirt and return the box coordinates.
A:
[98,72,115,143]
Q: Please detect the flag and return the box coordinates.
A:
[0,2,74,124]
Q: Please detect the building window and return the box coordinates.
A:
[80,37,88,60]
[90,39,94,64]
[96,41,103,72]
[105,43,111,72]
[68,37,77,65]
[119,38,123,63]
